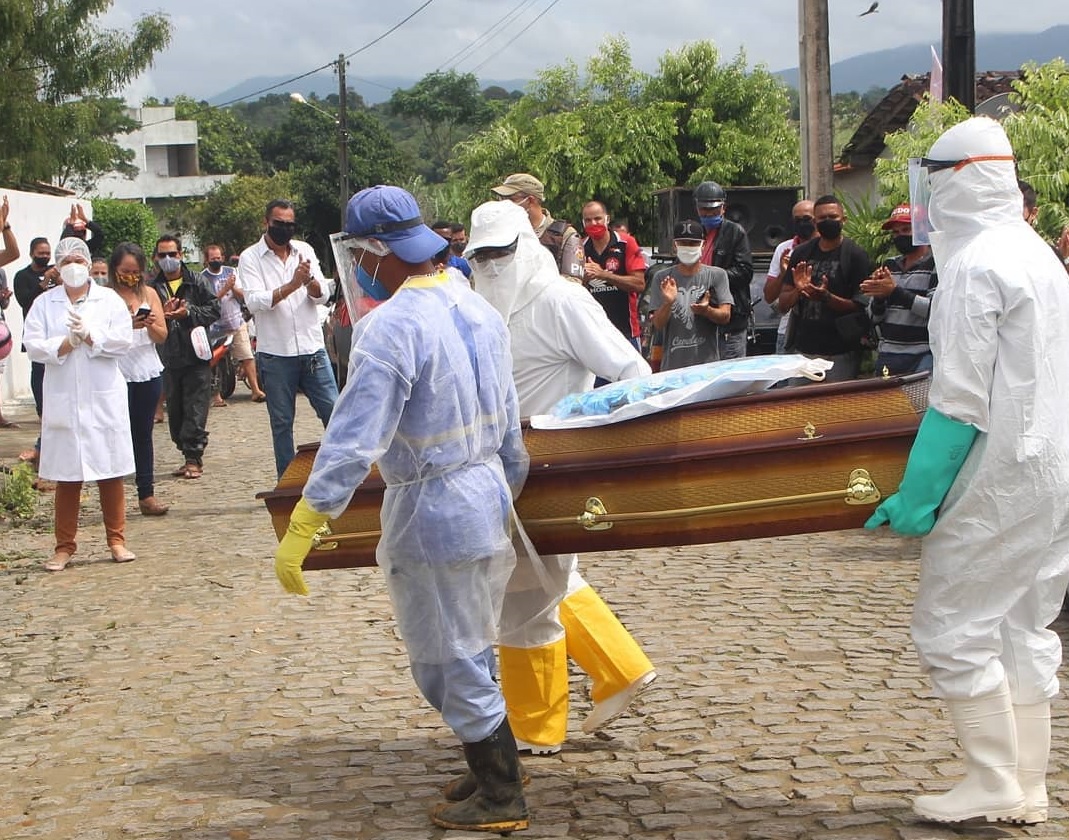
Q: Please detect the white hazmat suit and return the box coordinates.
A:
[879,117,1069,824]
[468,200,655,751]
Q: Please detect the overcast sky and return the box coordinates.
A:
[103,0,1067,103]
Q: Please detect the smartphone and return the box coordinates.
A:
[135,303,152,320]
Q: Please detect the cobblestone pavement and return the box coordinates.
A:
[1,394,1067,840]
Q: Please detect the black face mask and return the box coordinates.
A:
[450,240,466,255]
[793,219,816,239]
[893,234,915,255]
[208,260,224,271]
[268,222,296,246]
[32,256,50,268]
[816,218,843,240]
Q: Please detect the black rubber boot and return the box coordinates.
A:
[443,761,530,802]
[432,719,529,833]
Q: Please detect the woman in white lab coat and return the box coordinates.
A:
[23,237,136,571]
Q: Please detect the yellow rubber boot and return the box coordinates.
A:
[498,639,568,752]
[560,585,656,733]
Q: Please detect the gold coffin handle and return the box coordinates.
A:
[308,468,882,549]
[535,468,882,532]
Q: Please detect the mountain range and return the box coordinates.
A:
[207,25,1068,106]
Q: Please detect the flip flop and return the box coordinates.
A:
[183,464,202,479]
[252,394,267,403]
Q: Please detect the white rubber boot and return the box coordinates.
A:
[1013,702,1050,824]
[913,682,1026,823]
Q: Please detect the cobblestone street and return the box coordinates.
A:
[1,395,1067,840]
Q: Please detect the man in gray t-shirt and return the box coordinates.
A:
[649,219,732,371]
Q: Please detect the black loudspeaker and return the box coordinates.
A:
[653,185,802,257]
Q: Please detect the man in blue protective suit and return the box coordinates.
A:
[867,117,1069,825]
[273,185,532,833]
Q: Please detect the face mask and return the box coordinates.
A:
[355,252,390,301]
[816,218,843,240]
[268,222,295,246]
[158,256,181,275]
[91,273,109,286]
[33,256,50,269]
[893,234,915,254]
[700,215,724,230]
[584,223,608,239]
[794,219,816,239]
[207,260,224,271]
[450,241,466,255]
[117,271,142,287]
[60,263,90,288]
[477,255,516,280]
[675,244,703,266]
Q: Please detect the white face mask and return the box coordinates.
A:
[60,263,90,288]
[675,244,703,266]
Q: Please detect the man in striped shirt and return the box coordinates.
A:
[861,203,937,375]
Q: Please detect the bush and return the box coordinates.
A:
[91,198,159,255]
[0,463,37,519]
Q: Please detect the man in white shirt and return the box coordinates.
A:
[239,199,338,477]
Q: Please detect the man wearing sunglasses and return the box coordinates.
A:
[867,117,1069,826]
[148,235,221,481]
[239,199,338,478]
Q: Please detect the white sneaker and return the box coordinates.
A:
[515,738,562,755]
[583,670,657,734]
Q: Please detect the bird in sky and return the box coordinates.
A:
[859,2,879,16]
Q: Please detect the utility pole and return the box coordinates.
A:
[797,0,834,199]
[942,0,975,112]
[337,53,350,230]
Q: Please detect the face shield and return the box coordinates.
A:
[907,158,934,246]
[329,232,391,321]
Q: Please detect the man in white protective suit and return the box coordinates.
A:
[273,186,533,834]
[466,199,657,755]
[866,117,1069,825]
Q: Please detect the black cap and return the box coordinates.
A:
[673,219,705,240]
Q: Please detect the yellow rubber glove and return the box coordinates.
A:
[274,497,330,596]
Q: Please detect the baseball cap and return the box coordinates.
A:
[344,185,446,264]
[490,173,545,202]
[881,203,913,230]
[673,219,705,241]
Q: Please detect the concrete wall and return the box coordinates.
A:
[1,190,92,413]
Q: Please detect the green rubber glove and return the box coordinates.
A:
[865,407,978,536]
[274,497,330,596]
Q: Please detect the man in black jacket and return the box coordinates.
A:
[148,235,220,479]
[694,181,753,359]
[778,195,873,382]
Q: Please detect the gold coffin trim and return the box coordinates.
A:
[311,468,880,551]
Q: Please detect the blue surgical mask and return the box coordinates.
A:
[700,215,724,230]
[356,256,390,301]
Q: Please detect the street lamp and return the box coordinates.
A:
[289,91,350,230]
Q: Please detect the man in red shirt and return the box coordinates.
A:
[581,200,647,352]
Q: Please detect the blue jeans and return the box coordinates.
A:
[718,329,748,360]
[258,350,338,478]
[127,376,162,500]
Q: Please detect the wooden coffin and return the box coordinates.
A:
[258,373,929,571]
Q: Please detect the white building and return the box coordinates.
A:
[94,105,234,218]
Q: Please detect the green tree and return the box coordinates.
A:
[1005,59,1069,239]
[647,41,799,187]
[91,198,160,255]
[185,174,295,258]
[0,1,170,187]
[170,95,265,176]
[388,71,496,182]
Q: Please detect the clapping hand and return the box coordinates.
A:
[0,196,9,229]
[659,275,678,304]
[67,312,90,346]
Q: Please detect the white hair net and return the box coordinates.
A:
[54,237,92,266]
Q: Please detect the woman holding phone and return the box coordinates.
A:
[108,242,169,516]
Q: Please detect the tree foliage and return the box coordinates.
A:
[185,174,295,259]
[170,95,265,176]
[0,0,170,186]
[451,37,800,242]
[91,197,160,255]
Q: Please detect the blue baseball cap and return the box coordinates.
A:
[344,185,447,264]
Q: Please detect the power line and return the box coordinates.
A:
[136,0,437,128]
[437,0,541,73]
[470,0,563,75]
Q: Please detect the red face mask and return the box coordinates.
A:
[584,223,608,239]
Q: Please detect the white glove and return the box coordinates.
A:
[67,314,90,345]
[67,327,83,347]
